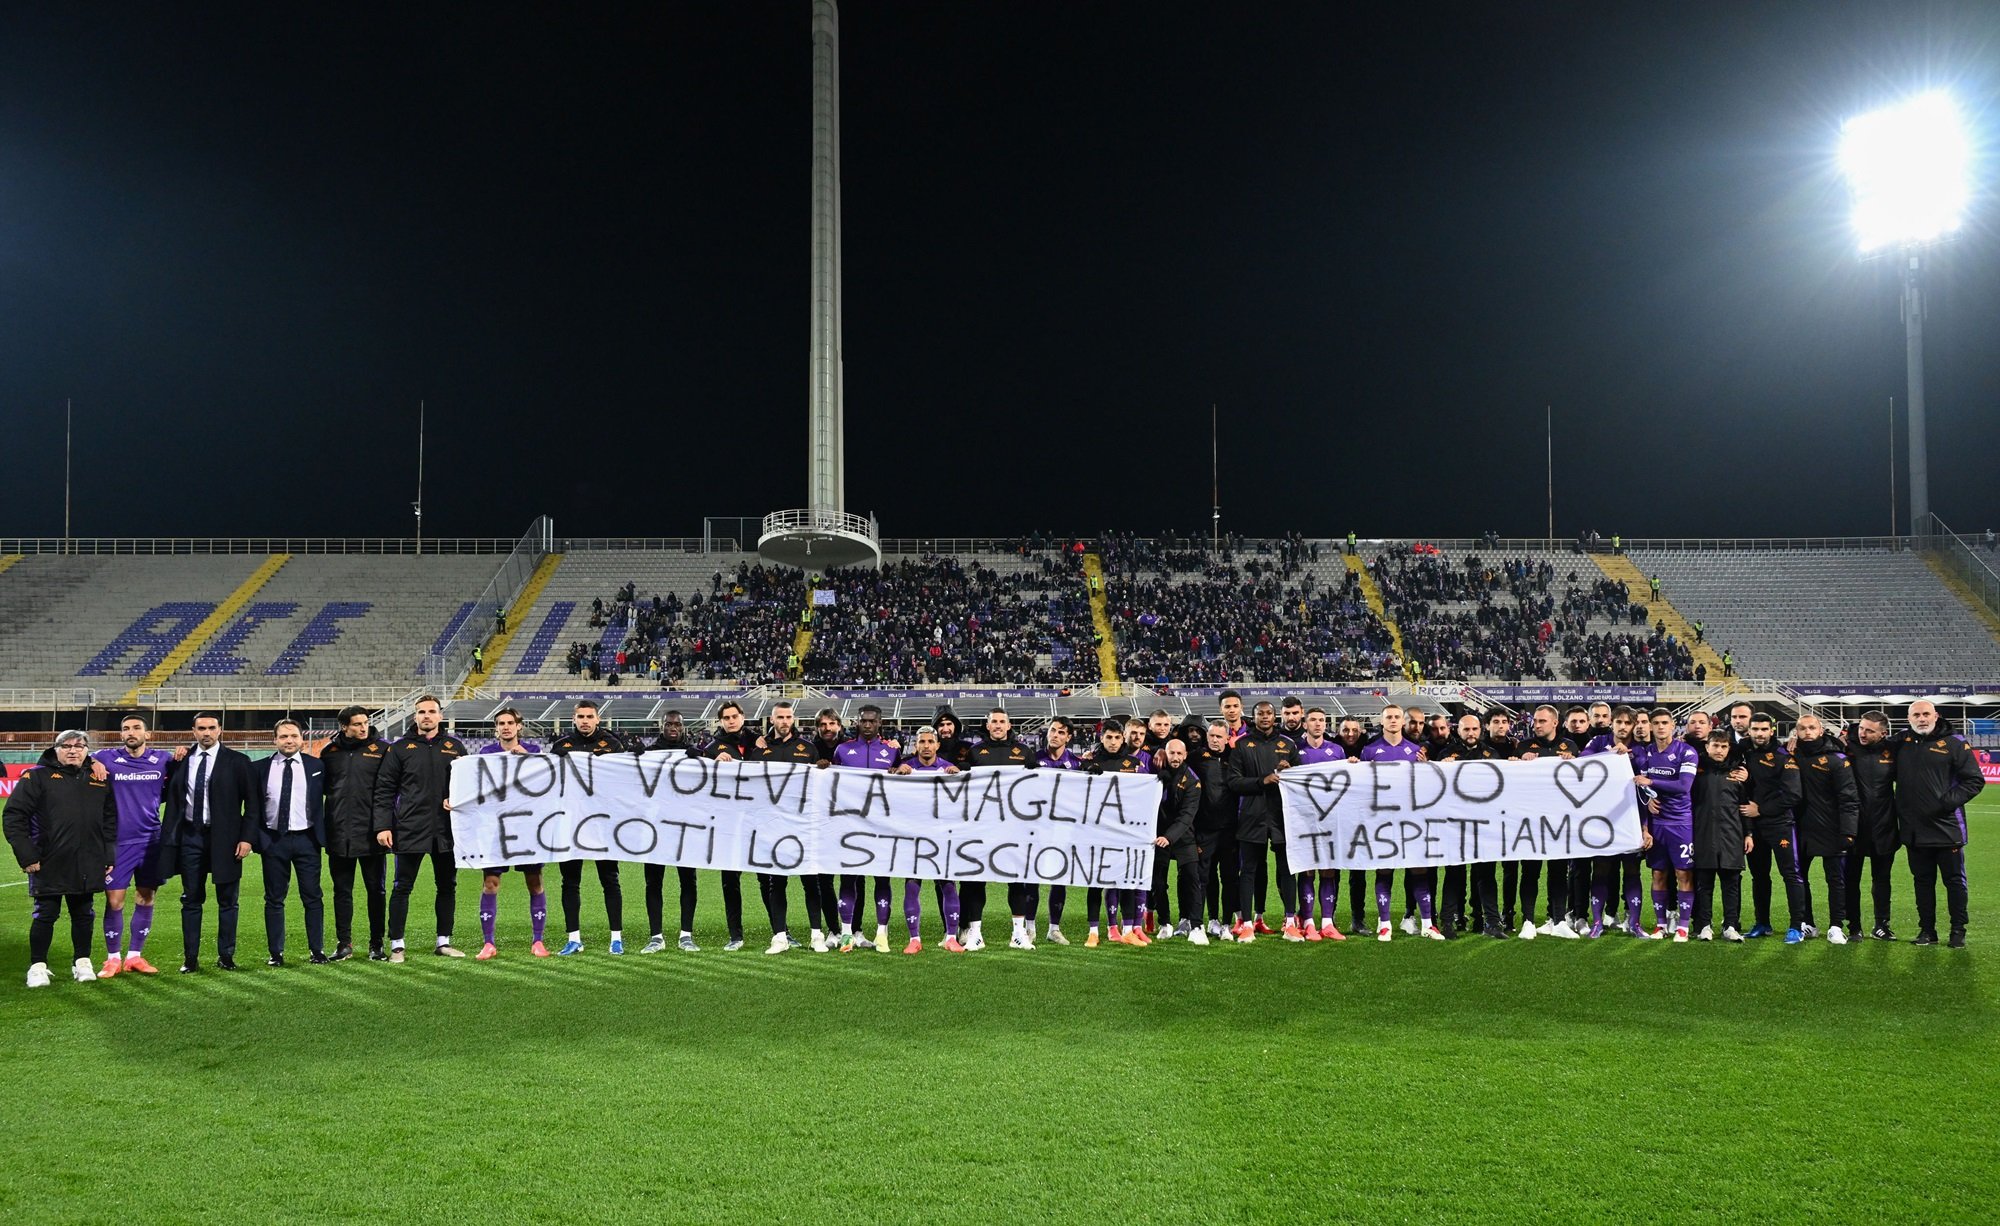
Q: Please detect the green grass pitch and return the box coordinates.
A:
[3,791,1996,1222]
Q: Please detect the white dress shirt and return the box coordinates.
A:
[264,753,309,832]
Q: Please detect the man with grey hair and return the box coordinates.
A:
[1892,699,1985,947]
[5,731,117,987]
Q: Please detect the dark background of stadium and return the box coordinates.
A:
[1,1,1997,542]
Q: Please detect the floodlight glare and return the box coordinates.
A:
[1840,90,1972,253]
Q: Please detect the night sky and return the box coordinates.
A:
[3,2,1997,543]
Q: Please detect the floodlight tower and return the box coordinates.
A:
[1840,90,1973,537]
[759,0,881,570]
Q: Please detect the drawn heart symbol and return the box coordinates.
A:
[1552,758,1608,809]
[1303,768,1351,820]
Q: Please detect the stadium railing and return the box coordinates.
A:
[0,537,520,555]
[420,516,555,693]
[1926,516,2000,625]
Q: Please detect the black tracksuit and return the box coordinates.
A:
[1845,738,1899,932]
[1155,761,1204,926]
[1438,735,1505,934]
[1691,753,1747,934]
[640,733,703,938]
[320,729,391,952]
[751,730,820,936]
[1189,744,1238,925]
[1791,736,1859,930]
[548,727,630,940]
[373,729,469,946]
[1510,733,1579,925]
[966,736,1037,924]
[1740,741,1807,929]
[1225,729,1298,922]
[1891,723,1986,936]
[1085,748,1148,926]
[700,728,756,942]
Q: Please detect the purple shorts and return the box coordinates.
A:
[107,838,173,891]
[1647,824,1694,873]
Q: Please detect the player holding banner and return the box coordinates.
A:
[475,708,549,959]
[891,727,964,954]
[1633,707,1699,942]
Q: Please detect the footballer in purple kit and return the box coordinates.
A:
[95,715,184,977]
[1360,706,1440,941]
[475,707,549,960]
[1634,708,1699,941]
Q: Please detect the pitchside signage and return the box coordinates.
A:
[448,755,1161,888]
[1278,755,1645,871]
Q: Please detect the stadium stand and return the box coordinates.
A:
[0,555,267,687]
[1360,547,1693,684]
[155,555,499,684]
[1629,547,2000,682]
[801,552,1099,686]
[2,542,1998,708]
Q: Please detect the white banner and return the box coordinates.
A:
[1278,754,1644,870]
[447,755,1161,888]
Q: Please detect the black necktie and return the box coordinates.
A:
[192,752,210,827]
[276,756,294,832]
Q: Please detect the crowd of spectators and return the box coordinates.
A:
[800,555,1099,686]
[1109,549,1400,685]
[560,562,804,685]
[1370,550,1699,684]
[527,538,1723,689]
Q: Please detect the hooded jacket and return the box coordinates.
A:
[1790,734,1859,856]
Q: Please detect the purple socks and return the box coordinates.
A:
[480,893,497,945]
[942,883,961,936]
[105,905,124,956]
[1416,883,1434,926]
[530,893,547,943]
[130,903,153,954]
[902,880,924,939]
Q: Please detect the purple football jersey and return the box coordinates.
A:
[92,747,173,841]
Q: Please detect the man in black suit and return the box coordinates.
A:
[250,719,328,966]
[162,713,255,972]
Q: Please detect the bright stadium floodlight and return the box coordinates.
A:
[1841,90,1974,536]
[1841,90,1971,253]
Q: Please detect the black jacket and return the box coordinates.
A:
[1155,762,1202,852]
[1891,723,1986,848]
[1085,748,1148,776]
[701,728,753,761]
[372,730,469,855]
[1515,733,1580,760]
[162,744,258,884]
[320,730,392,858]
[1437,735,1501,762]
[1692,754,1747,871]
[753,730,818,764]
[968,736,1035,769]
[1790,735,1859,856]
[1224,728,1297,844]
[550,727,630,758]
[4,761,118,896]
[1848,738,1899,854]
[1189,744,1237,836]
[1740,743,1802,834]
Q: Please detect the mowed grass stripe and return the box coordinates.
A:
[0,791,1993,1221]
